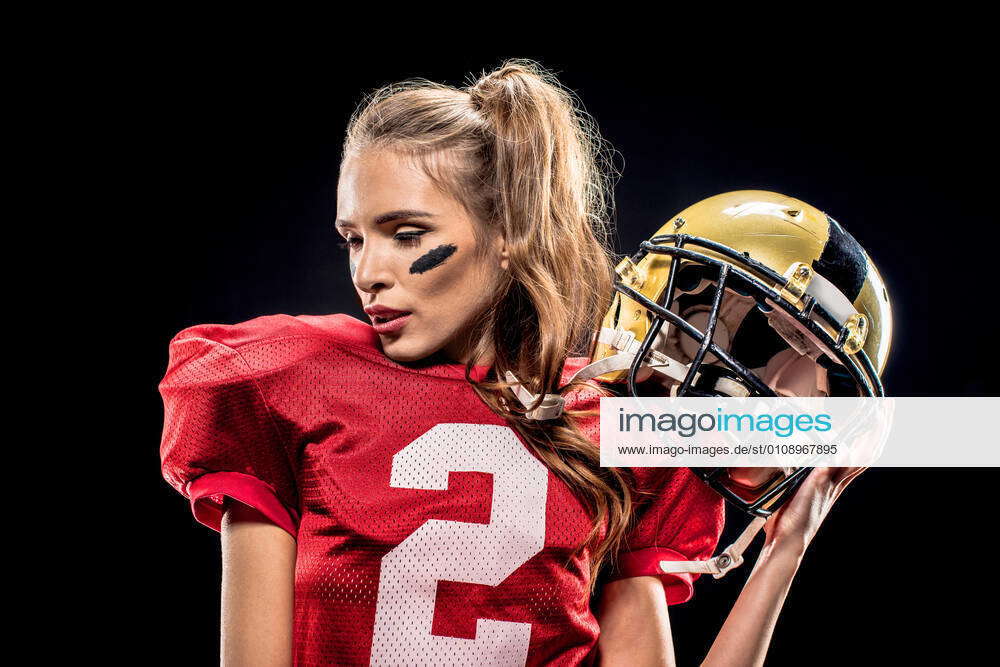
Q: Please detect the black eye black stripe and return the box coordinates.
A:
[812,214,867,302]
[410,244,457,274]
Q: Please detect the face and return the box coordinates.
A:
[336,148,507,364]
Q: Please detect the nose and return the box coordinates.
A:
[352,241,395,295]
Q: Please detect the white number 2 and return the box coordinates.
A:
[370,423,549,666]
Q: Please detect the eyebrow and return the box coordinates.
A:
[335,209,436,228]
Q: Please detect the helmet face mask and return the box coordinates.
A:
[590,191,892,518]
[613,233,884,401]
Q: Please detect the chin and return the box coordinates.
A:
[379,336,435,363]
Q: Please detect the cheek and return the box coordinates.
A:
[409,244,457,275]
[408,246,490,305]
[409,246,464,291]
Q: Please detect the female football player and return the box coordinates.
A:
[159,59,872,665]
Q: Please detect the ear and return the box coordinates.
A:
[492,230,510,271]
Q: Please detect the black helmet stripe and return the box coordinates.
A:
[812,214,867,302]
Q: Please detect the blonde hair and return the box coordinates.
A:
[343,59,633,588]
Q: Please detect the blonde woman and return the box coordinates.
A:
[159,59,865,666]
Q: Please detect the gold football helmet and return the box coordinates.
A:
[577,190,892,519]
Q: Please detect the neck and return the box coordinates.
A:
[442,333,493,368]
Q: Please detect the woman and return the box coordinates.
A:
[159,59,866,666]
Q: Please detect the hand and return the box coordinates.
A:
[762,466,866,555]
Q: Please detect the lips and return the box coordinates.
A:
[364,306,412,334]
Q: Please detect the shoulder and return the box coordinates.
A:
[169,312,377,351]
[163,313,380,385]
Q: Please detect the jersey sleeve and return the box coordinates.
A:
[158,326,300,538]
[611,468,725,605]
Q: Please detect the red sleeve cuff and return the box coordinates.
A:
[187,471,299,539]
[610,547,700,605]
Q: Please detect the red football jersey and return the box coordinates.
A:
[159,313,723,665]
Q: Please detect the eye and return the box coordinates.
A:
[338,235,362,250]
[393,229,428,247]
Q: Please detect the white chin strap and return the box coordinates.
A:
[503,370,567,420]
[581,327,750,398]
[578,328,699,385]
[659,515,768,579]
[505,327,728,421]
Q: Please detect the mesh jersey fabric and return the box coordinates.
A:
[159,313,724,666]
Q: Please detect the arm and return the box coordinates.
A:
[598,467,864,667]
[702,467,862,666]
[596,547,801,667]
[699,537,801,666]
[220,500,297,667]
[597,576,676,666]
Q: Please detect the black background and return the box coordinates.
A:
[112,46,997,665]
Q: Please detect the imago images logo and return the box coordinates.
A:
[616,407,832,438]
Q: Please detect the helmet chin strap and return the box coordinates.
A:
[502,370,566,420]
[659,515,768,579]
[505,326,753,421]
[573,327,704,386]
[505,328,697,421]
